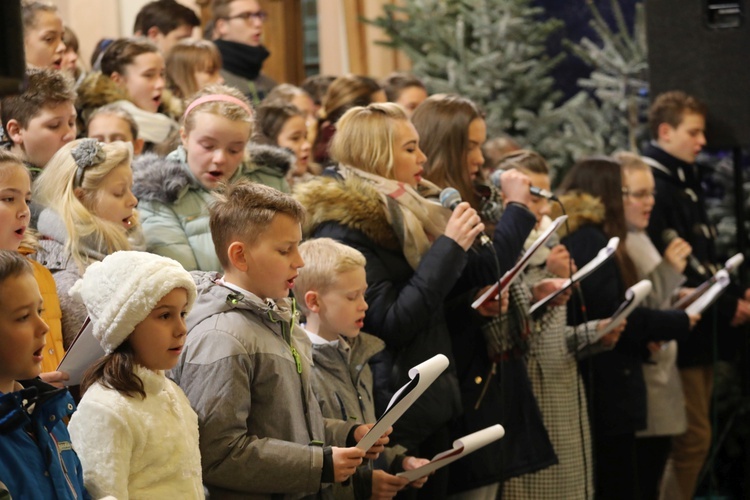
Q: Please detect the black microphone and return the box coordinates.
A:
[662,228,708,277]
[490,169,557,200]
[439,187,491,247]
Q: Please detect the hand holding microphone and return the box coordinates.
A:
[489,169,557,205]
[662,229,706,277]
[440,188,486,251]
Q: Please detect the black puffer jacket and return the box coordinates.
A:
[295,174,467,452]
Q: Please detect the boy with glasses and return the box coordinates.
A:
[211,0,277,103]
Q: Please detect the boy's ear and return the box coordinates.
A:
[5,119,23,145]
[214,18,229,39]
[146,26,163,43]
[304,290,320,313]
[227,241,248,272]
[657,122,674,143]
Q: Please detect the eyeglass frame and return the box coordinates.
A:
[622,187,657,200]
[222,10,268,23]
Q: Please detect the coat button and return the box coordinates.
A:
[49,415,56,422]
[67,403,74,411]
[475,376,483,384]
[48,349,55,355]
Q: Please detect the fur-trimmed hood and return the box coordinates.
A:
[132,152,196,204]
[77,72,182,122]
[133,143,296,204]
[293,175,400,250]
[247,143,295,177]
[551,191,606,237]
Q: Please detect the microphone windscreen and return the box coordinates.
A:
[440,187,462,210]
[662,228,679,245]
[489,169,505,188]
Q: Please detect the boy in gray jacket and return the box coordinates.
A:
[296,238,430,499]
[171,181,387,499]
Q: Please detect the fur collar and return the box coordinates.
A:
[293,175,400,250]
[76,72,129,115]
[247,143,295,177]
[132,152,196,204]
[551,191,605,237]
[77,72,182,121]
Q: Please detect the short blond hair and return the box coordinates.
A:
[209,180,305,269]
[295,238,366,315]
[329,102,407,179]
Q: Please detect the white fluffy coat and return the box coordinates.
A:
[69,365,204,499]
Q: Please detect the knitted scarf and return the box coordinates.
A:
[215,40,270,81]
[338,165,450,269]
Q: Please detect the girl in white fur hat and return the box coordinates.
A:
[67,250,204,499]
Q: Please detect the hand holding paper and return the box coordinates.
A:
[529,237,620,315]
[354,424,391,459]
[597,279,653,337]
[356,354,449,451]
[396,424,505,481]
[472,215,568,310]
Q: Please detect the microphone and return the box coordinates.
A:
[662,228,708,277]
[439,187,491,247]
[490,169,557,200]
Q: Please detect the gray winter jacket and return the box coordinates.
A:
[133,145,294,272]
[308,332,407,499]
[171,272,354,499]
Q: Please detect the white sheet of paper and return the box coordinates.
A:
[685,270,731,316]
[528,236,620,315]
[596,279,653,337]
[56,318,105,386]
[397,424,505,481]
[674,253,742,310]
[471,215,568,310]
[724,252,744,272]
[356,354,449,451]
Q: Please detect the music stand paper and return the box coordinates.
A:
[529,236,620,315]
[56,318,105,386]
[597,279,653,337]
[397,424,505,481]
[472,215,568,310]
[674,253,743,310]
[684,270,731,316]
[356,354,449,451]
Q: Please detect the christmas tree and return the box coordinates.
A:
[367,0,563,141]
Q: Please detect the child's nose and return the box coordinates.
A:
[213,149,226,164]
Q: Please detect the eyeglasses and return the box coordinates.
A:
[622,188,656,200]
[224,10,268,23]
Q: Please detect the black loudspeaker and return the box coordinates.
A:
[0,0,25,97]
[646,1,750,147]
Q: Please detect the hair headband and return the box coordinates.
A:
[183,94,253,120]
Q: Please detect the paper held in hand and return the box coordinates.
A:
[683,270,731,316]
[471,215,568,310]
[56,318,105,386]
[528,236,620,315]
[356,354,450,451]
[397,424,505,481]
[673,252,743,312]
[596,279,653,337]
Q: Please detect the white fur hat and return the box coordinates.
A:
[69,251,197,354]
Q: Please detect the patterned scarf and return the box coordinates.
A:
[338,165,450,269]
